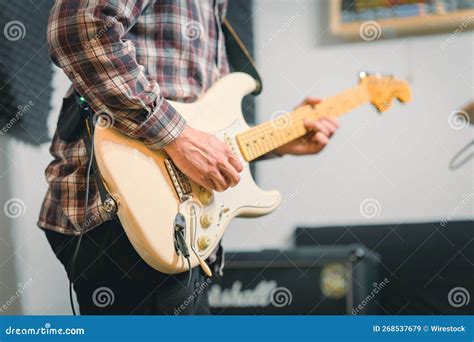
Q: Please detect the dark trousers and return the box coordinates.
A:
[45,219,212,315]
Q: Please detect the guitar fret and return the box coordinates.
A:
[236,85,371,161]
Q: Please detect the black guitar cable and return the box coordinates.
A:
[68,122,95,316]
[174,214,194,310]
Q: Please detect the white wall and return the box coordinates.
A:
[0,0,472,314]
[224,0,473,250]
[0,135,22,314]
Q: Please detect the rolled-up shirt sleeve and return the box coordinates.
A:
[47,0,186,149]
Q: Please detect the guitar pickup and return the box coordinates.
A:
[164,158,193,202]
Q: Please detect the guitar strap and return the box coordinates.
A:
[222,19,262,95]
[80,100,118,217]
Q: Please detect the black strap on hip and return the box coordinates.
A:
[79,99,118,217]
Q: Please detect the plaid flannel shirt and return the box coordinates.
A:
[38,0,230,234]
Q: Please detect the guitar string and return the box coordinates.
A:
[238,87,370,160]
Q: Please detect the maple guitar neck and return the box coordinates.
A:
[236,84,371,161]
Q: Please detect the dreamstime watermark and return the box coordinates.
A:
[0,278,34,313]
[84,16,118,50]
[259,187,299,229]
[448,110,470,130]
[3,198,26,219]
[83,211,102,229]
[182,21,203,41]
[448,287,470,308]
[440,15,474,50]
[4,323,85,336]
[352,278,389,315]
[92,287,115,308]
[270,287,292,307]
[270,110,292,130]
[350,112,378,138]
[440,193,473,227]
[173,278,213,315]
[83,193,120,228]
[92,111,115,130]
[3,20,26,41]
[359,21,381,41]
[209,280,291,308]
[0,101,35,136]
[262,10,302,49]
[359,198,381,219]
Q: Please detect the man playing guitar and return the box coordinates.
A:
[39,0,339,315]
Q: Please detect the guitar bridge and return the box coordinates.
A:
[164,158,193,202]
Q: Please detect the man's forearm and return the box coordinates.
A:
[48,0,185,149]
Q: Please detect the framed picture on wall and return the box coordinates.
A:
[330,0,474,40]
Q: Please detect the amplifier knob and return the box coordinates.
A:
[198,188,213,205]
[197,236,212,250]
[200,214,213,228]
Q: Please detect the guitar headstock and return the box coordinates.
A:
[359,72,412,112]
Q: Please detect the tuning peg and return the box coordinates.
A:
[358,71,369,82]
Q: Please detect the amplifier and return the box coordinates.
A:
[209,245,382,315]
[295,221,474,314]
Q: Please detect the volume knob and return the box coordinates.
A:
[198,188,213,206]
[197,236,212,251]
[200,214,213,228]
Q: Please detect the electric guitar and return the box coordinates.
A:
[93,72,411,276]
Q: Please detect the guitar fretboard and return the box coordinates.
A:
[236,85,371,161]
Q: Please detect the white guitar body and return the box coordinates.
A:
[94,73,281,274]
